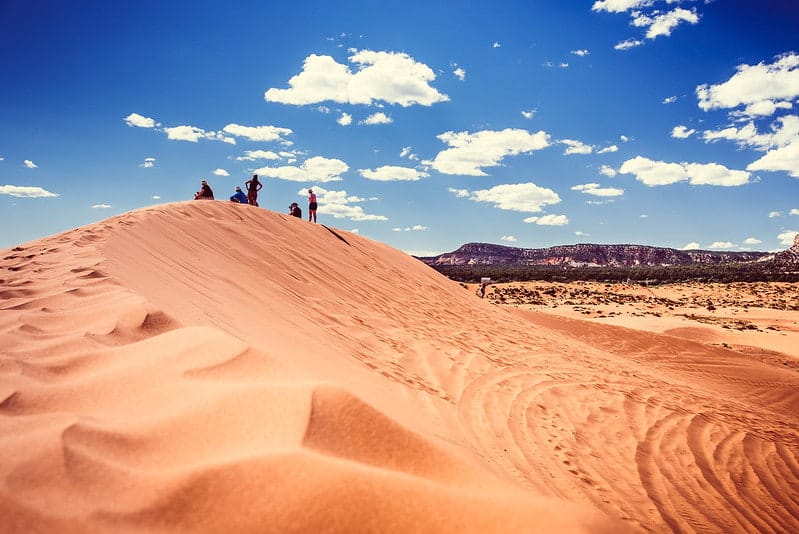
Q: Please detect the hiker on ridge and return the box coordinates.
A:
[308,188,317,223]
[245,174,263,206]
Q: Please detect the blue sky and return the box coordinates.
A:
[2,0,798,255]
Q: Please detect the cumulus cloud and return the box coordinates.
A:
[571,49,589,57]
[663,96,677,104]
[682,242,700,250]
[747,138,799,178]
[337,113,353,126]
[447,187,470,198]
[458,182,561,213]
[430,128,551,176]
[591,0,650,13]
[632,8,699,39]
[599,164,618,177]
[92,204,112,209]
[140,157,156,168]
[301,185,387,221]
[222,124,293,143]
[697,53,799,114]
[523,214,569,226]
[453,67,466,81]
[493,42,501,48]
[392,225,428,232]
[265,49,449,107]
[501,235,517,242]
[236,150,281,161]
[571,183,624,197]
[561,139,594,155]
[708,241,735,250]
[163,125,235,144]
[791,209,799,216]
[768,211,782,218]
[778,230,799,246]
[597,145,619,154]
[124,113,156,128]
[743,237,762,245]
[400,146,419,161]
[255,156,349,182]
[615,39,643,51]
[521,109,536,120]
[672,125,696,138]
[359,166,428,181]
[0,185,58,198]
[361,112,392,125]
[213,168,229,176]
[23,159,38,168]
[619,156,751,186]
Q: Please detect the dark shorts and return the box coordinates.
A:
[309,202,318,211]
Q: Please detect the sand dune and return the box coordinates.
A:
[2,201,798,532]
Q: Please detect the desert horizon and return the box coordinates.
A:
[2,201,798,532]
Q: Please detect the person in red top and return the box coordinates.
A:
[307,189,317,223]
[245,174,263,206]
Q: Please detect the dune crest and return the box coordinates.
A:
[2,201,798,532]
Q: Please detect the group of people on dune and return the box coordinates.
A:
[194,175,318,223]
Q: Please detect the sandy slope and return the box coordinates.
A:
[2,201,798,533]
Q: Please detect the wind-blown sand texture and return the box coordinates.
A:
[1,201,797,533]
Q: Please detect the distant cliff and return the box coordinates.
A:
[420,242,775,268]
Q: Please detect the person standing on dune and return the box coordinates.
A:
[308,188,317,223]
[245,174,263,206]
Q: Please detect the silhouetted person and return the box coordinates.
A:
[308,189,317,222]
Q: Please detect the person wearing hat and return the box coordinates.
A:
[230,186,248,204]
[194,180,214,200]
[288,202,302,218]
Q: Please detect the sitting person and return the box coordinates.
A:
[289,202,302,218]
[194,180,214,200]
[230,186,248,204]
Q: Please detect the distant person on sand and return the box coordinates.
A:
[308,189,317,222]
[289,202,302,218]
[245,174,263,206]
[194,180,214,200]
[479,281,487,298]
[230,186,248,204]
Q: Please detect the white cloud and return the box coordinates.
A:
[663,96,677,104]
[599,164,618,177]
[256,156,349,182]
[747,138,799,178]
[615,39,644,51]
[708,241,735,250]
[359,166,428,181]
[743,237,762,245]
[140,157,156,168]
[523,214,569,226]
[620,134,630,142]
[501,235,517,242]
[152,195,161,200]
[778,230,799,246]
[682,242,700,250]
[92,204,112,209]
[0,185,58,198]
[264,49,449,107]
[400,146,418,161]
[697,53,799,114]
[447,187,470,198]
[493,41,501,48]
[24,160,37,168]
[521,109,536,120]
[561,139,594,155]
[632,8,699,39]
[337,113,353,126]
[791,209,799,216]
[430,128,551,176]
[213,168,229,176]
[361,112,392,125]
[672,125,696,138]
[453,67,466,81]
[769,211,782,218]
[619,156,751,186]
[124,113,156,128]
[222,124,292,143]
[392,225,428,232]
[591,0,650,13]
[571,49,589,57]
[575,231,589,237]
[463,182,561,213]
[302,185,387,221]
[639,214,648,218]
[571,183,624,197]
[236,150,281,161]
[597,145,619,154]
[163,125,235,144]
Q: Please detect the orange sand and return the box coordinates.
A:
[2,201,797,533]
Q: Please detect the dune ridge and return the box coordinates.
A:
[2,201,798,532]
